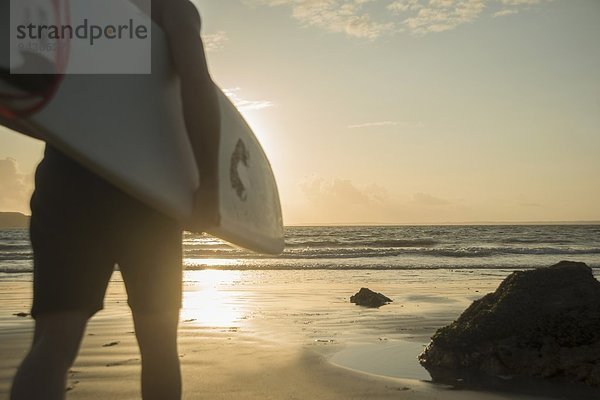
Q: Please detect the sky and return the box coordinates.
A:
[1,0,599,224]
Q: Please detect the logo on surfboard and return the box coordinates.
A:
[230,139,250,201]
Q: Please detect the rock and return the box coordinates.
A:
[13,312,29,317]
[419,261,600,388]
[350,288,392,308]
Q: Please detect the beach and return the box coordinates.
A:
[2,267,598,399]
[1,225,599,398]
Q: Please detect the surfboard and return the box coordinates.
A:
[0,1,285,254]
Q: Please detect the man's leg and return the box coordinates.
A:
[132,310,181,400]
[10,311,89,400]
[117,196,183,399]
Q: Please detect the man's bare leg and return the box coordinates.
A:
[10,311,89,400]
[132,311,181,400]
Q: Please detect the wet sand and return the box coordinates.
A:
[0,268,592,399]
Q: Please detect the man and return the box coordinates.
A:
[8,1,220,399]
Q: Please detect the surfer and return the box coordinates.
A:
[8,1,219,399]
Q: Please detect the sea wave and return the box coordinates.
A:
[2,263,600,274]
[2,242,599,263]
[0,244,31,251]
[0,253,33,261]
[1,225,599,274]
[183,263,600,271]
[0,267,32,273]
[182,246,600,259]
[500,238,573,244]
[285,238,438,248]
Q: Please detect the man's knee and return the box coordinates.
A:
[132,310,179,354]
[33,311,89,364]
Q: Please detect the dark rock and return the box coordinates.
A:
[13,312,29,317]
[419,261,600,388]
[350,288,392,308]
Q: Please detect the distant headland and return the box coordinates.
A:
[0,212,30,228]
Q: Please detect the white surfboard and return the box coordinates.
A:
[0,1,285,254]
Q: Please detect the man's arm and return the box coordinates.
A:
[159,0,221,228]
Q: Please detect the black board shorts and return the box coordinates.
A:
[29,145,183,318]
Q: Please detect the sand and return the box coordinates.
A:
[0,268,590,399]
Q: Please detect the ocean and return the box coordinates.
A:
[1,225,599,278]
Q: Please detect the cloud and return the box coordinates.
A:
[493,8,518,17]
[301,178,383,206]
[494,0,541,18]
[223,88,274,111]
[347,120,425,129]
[0,158,33,213]
[519,202,542,208]
[297,178,391,222]
[413,192,451,206]
[287,177,462,224]
[246,0,550,37]
[387,0,423,13]
[247,0,394,39]
[400,0,486,35]
[203,31,229,52]
[499,0,540,5]
[516,194,542,208]
[348,121,399,129]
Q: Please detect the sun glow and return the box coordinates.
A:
[180,270,246,327]
[237,110,280,166]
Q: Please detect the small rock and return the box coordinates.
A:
[13,312,29,317]
[350,288,392,308]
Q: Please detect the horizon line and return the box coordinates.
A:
[284,220,600,227]
[1,212,599,227]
